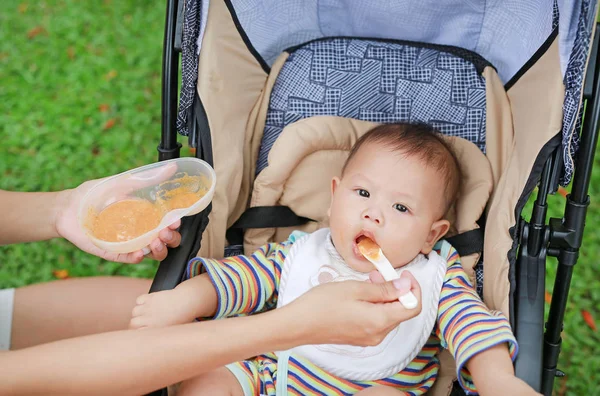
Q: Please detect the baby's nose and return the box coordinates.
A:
[363,210,383,225]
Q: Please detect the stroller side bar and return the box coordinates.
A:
[174,0,184,53]
[151,91,215,294]
[146,1,203,395]
[514,156,554,392]
[158,0,182,161]
[542,22,600,396]
[146,93,214,396]
[516,22,600,396]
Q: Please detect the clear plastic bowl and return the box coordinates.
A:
[78,157,216,254]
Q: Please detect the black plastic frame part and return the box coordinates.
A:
[146,0,205,394]
[514,156,554,391]
[158,0,182,162]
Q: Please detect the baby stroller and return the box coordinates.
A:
[148,1,600,395]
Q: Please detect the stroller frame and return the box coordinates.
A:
[149,1,600,395]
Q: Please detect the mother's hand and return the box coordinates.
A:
[285,271,421,347]
[55,179,181,263]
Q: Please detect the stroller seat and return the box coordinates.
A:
[152,1,600,395]
[187,16,507,396]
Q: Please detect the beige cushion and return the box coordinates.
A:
[245,116,493,279]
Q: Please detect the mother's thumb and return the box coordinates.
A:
[360,280,403,303]
[392,277,411,295]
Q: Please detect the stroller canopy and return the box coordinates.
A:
[218,0,584,84]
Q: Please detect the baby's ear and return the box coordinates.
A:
[420,219,450,254]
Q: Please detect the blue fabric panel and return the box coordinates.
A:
[257,38,486,174]
[177,0,202,136]
[475,260,484,300]
[560,0,596,185]
[229,0,555,84]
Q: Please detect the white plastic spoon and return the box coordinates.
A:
[357,238,419,309]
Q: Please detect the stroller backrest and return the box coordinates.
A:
[172,1,599,395]
[236,35,499,275]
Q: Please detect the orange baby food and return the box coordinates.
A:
[90,199,163,242]
[160,192,203,211]
[89,173,209,242]
[357,237,381,260]
[156,174,207,211]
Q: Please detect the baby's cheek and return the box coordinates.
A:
[386,242,413,269]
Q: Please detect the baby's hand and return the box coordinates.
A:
[129,289,196,329]
[129,275,214,329]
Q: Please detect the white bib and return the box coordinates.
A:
[276,228,447,381]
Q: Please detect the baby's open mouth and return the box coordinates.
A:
[354,231,375,246]
[353,232,377,260]
[355,234,368,245]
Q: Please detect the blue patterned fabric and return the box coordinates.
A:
[475,261,484,300]
[177,0,202,136]
[229,0,555,84]
[257,38,487,174]
[560,0,595,185]
[552,0,559,30]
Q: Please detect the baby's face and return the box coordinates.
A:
[328,142,450,273]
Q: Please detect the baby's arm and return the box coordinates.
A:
[130,274,217,329]
[192,242,291,318]
[466,344,541,396]
[131,241,291,329]
[436,249,535,395]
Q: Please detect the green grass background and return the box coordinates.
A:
[0,1,598,394]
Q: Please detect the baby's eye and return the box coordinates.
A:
[356,189,370,198]
[393,203,408,213]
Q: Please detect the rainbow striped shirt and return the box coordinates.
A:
[187,236,517,395]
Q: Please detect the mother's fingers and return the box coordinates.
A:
[117,162,179,193]
[392,277,412,295]
[167,219,181,230]
[146,239,168,261]
[354,279,407,304]
[369,270,418,294]
[141,224,181,261]
[96,163,180,207]
[399,271,421,301]
[368,270,385,284]
[291,280,423,347]
[158,226,181,248]
[102,250,145,264]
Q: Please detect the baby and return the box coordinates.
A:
[131,123,538,396]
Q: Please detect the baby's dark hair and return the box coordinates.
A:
[342,122,461,216]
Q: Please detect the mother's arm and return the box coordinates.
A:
[0,179,181,263]
[0,275,420,396]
